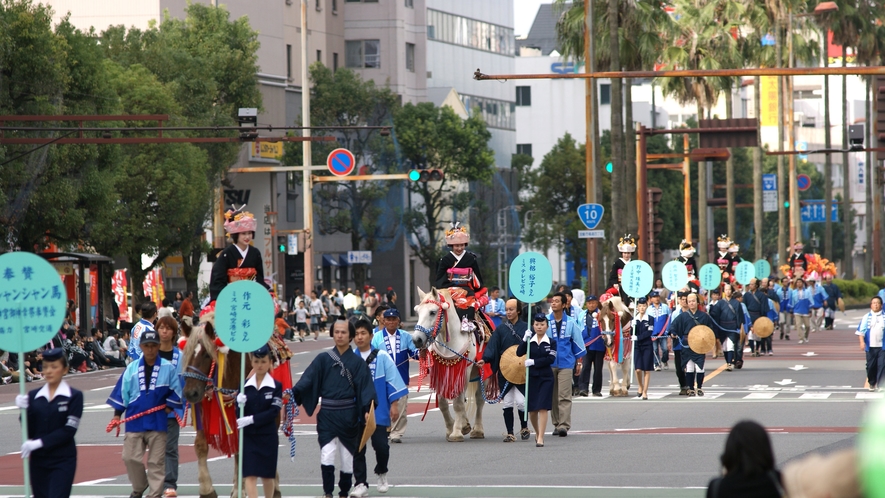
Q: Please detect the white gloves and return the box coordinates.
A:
[524,359,535,367]
[21,439,42,459]
[236,416,254,429]
[523,331,533,342]
[236,393,247,406]
[15,395,28,409]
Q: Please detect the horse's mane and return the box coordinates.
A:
[182,321,218,365]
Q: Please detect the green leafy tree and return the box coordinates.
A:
[0,2,121,251]
[522,134,587,276]
[96,61,211,304]
[394,102,495,275]
[99,4,262,297]
[282,64,400,290]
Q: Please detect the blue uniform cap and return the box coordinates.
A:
[140,330,160,345]
[383,308,400,318]
[650,291,660,297]
[251,344,271,358]
[586,295,598,302]
[532,313,547,323]
[637,297,648,304]
[42,347,65,362]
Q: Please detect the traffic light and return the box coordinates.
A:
[605,162,613,173]
[408,169,444,182]
[784,200,790,209]
[277,236,286,253]
[647,188,664,271]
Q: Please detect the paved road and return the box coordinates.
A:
[0,309,877,497]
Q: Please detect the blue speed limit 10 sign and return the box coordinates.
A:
[327,148,356,177]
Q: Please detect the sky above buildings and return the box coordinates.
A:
[514,0,547,38]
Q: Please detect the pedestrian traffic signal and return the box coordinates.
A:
[277,236,286,253]
[408,169,444,182]
[784,201,790,208]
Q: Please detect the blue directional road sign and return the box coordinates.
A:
[800,201,838,223]
[577,203,604,230]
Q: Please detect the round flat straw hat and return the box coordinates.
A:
[753,317,775,338]
[499,345,527,385]
[688,325,716,354]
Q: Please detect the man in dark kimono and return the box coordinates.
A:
[434,222,487,324]
[478,298,530,442]
[209,206,270,301]
[669,293,715,397]
[292,319,376,498]
[710,283,744,371]
[608,234,637,289]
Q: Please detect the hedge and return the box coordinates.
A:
[872,276,885,290]
[833,279,880,298]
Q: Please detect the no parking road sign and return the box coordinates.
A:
[327,148,356,177]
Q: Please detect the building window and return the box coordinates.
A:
[316,0,321,10]
[600,83,611,105]
[406,43,415,72]
[286,44,292,79]
[346,40,381,68]
[426,9,515,56]
[405,0,413,7]
[515,86,531,106]
[516,144,532,157]
[332,0,337,12]
[317,50,322,63]
[333,52,339,72]
[459,94,516,130]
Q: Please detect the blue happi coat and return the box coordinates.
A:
[107,356,182,432]
[354,348,408,426]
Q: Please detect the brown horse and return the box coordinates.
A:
[181,312,282,498]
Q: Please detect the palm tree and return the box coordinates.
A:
[556,0,672,260]
[854,0,885,278]
[817,0,859,277]
[740,0,776,260]
[658,0,744,264]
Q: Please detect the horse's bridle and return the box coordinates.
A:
[181,353,239,397]
[414,298,448,344]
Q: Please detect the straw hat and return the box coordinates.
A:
[753,317,774,338]
[359,401,376,452]
[688,325,716,354]
[499,345,526,384]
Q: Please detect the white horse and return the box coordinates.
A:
[599,296,634,397]
[410,287,485,442]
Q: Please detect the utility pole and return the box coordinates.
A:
[584,0,598,294]
[301,0,314,296]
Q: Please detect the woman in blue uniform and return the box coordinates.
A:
[236,345,283,498]
[16,348,83,498]
[516,313,557,447]
[632,297,655,400]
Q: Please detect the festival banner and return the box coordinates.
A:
[112,269,130,322]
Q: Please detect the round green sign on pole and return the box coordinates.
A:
[699,263,722,291]
[735,260,756,286]
[0,252,68,353]
[622,260,654,298]
[861,400,885,498]
[754,259,772,280]
[214,280,275,353]
[508,252,553,304]
[661,260,689,293]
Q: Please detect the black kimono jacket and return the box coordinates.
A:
[435,251,483,290]
[209,244,269,301]
[291,347,376,454]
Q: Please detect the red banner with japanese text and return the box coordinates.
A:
[113,270,130,322]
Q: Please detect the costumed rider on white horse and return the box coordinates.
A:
[434,222,492,332]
